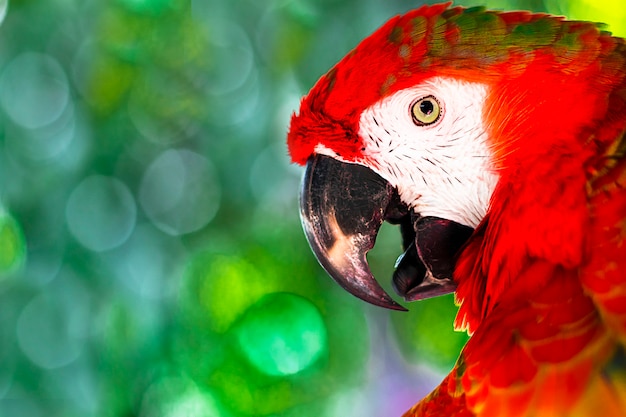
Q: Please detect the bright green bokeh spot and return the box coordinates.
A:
[0,213,26,275]
[186,252,281,333]
[140,376,226,417]
[235,293,328,376]
[117,0,174,14]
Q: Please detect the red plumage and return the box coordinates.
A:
[288,3,626,416]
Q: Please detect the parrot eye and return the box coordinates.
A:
[411,95,441,126]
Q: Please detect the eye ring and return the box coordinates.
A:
[411,95,441,126]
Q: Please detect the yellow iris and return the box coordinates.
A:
[411,95,441,126]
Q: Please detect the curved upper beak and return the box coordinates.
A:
[300,155,474,311]
[299,155,406,311]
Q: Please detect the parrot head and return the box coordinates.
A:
[287,3,624,311]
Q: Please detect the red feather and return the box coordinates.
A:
[288,3,626,416]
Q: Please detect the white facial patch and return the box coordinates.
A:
[357,77,497,228]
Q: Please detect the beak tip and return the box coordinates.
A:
[325,264,408,311]
[354,284,408,311]
[388,301,409,312]
[357,292,408,311]
[361,293,408,311]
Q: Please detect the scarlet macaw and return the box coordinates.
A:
[287,3,626,416]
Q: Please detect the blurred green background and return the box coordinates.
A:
[0,0,622,416]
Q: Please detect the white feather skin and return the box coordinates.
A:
[357,76,498,228]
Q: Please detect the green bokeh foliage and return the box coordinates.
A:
[1,0,621,416]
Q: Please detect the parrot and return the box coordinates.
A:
[286,2,626,417]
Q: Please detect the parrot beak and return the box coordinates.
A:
[300,155,407,311]
[300,155,474,311]
[392,215,473,302]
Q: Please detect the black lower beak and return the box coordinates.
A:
[392,216,473,301]
[300,155,473,311]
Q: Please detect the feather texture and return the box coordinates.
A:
[288,3,626,416]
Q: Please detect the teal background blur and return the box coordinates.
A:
[0,1,623,416]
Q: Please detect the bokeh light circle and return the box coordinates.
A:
[119,0,172,15]
[235,293,328,376]
[186,251,280,334]
[205,20,253,96]
[66,175,137,252]
[110,225,185,300]
[139,149,220,235]
[140,376,223,417]
[6,103,75,161]
[0,52,70,129]
[16,289,88,369]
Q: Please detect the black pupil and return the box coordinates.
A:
[419,100,434,115]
